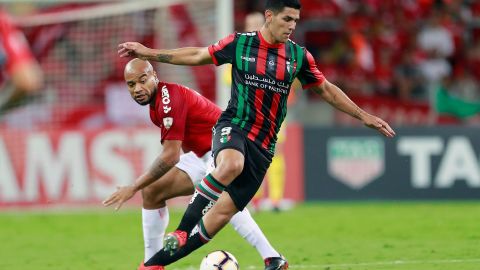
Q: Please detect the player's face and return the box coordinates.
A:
[267,7,300,43]
[125,72,158,106]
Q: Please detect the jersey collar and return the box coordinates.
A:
[258,31,285,49]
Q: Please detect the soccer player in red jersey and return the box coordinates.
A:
[103,58,284,270]
[0,9,43,112]
[117,0,396,269]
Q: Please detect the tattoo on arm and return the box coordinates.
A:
[148,158,174,180]
[156,54,173,63]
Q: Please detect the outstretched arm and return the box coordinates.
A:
[118,42,213,66]
[102,140,182,210]
[311,80,396,138]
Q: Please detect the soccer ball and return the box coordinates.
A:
[199,250,239,270]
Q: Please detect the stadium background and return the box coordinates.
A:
[0,1,479,269]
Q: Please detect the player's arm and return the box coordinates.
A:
[133,139,182,190]
[310,80,396,138]
[102,140,182,210]
[118,42,213,65]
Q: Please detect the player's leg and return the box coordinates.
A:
[229,208,280,259]
[267,154,286,211]
[163,125,246,253]
[139,152,203,269]
[163,148,244,253]
[145,136,284,268]
[141,167,193,261]
[145,191,239,267]
[226,142,288,270]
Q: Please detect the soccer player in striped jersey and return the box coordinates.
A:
[103,58,285,270]
[118,0,395,269]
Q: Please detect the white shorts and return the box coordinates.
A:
[175,151,214,184]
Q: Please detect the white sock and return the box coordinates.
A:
[142,207,169,262]
[229,208,280,259]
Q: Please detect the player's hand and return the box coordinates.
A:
[102,185,137,211]
[361,114,396,138]
[118,42,151,59]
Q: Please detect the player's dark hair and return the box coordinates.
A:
[265,0,301,13]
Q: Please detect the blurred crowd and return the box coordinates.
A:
[1,0,480,127]
[239,0,480,121]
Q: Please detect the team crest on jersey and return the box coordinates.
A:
[163,117,173,129]
[286,60,297,76]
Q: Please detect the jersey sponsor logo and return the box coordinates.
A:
[189,225,199,237]
[189,190,199,204]
[163,117,173,129]
[327,137,385,189]
[163,106,171,113]
[161,85,172,113]
[241,56,255,63]
[202,200,215,215]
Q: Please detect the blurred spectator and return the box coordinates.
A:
[372,48,394,96]
[3,0,479,126]
[341,50,372,96]
[393,49,426,101]
[0,9,43,113]
[418,49,451,88]
[466,38,480,80]
[417,8,454,58]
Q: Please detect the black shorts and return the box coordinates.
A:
[211,123,273,211]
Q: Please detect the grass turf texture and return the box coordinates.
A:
[1,201,479,270]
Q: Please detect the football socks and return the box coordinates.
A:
[229,208,280,259]
[144,219,211,266]
[177,174,225,233]
[142,207,169,262]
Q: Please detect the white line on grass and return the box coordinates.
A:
[289,258,480,269]
[168,258,480,270]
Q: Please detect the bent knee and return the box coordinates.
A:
[216,159,243,179]
[142,186,166,207]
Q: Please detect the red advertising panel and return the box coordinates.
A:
[283,123,304,201]
[0,127,161,208]
[0,125,305,208]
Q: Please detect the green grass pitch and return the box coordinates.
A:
[1,201,479,270]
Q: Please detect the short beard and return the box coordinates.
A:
[136,86,157,106]
[136,99,150,106]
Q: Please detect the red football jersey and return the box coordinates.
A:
[149,82,221,157]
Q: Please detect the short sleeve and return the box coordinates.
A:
[208,33,237,66]
[0,11,35,74]
[296,48,325,89]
